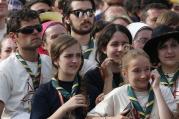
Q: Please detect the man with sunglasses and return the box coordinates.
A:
[0,8,52,119]
[62,0,96,63]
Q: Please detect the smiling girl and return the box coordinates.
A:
[87,49,177,119]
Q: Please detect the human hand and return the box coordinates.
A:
[62,94,88,112]
[100,58,113,79]
[150,70,160,90]
[112,109,131,119]
[95,93,104,105]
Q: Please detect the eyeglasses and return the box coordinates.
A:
[16,24,42,34]
[70,9,94,18]
[135,38,150,44]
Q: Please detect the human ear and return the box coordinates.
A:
[53,58,60,68]
[122,68,128,80]
[8,32,17,43]
[64,17,70,24]
[101,46,107,54]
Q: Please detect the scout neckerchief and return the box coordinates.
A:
[127,85,154,119]
[83,38,94,59]
[15,52,41,90]
[52,75,80,100]
[157,67,179,87]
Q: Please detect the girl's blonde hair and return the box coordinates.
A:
[121,49,150,70]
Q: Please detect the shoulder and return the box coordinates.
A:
[0,54,17,69]
[40,54,53,80]
[40,54,52,65]
[84,67,102,83]
[37,81,54,92]
[103,84,129,100]
[35,81,56,97]
[84,67,100,76]
[0,54,22,76]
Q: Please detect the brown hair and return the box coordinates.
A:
[155,10,179,27]
[50,34,83,77]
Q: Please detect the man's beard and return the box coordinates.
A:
[70,19,94,35]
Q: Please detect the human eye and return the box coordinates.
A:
[74,10,83,18]
[110,42,119,47]
[76,53,82,58]
[86,9,94,17]
[64,54,73,58]
[51,34,59,39]
[4,49,12,53]
[158,44,167,49]
[171,41,179,48]
[145,67,151,72]
[132,68,141,73]
[121,42,127,45]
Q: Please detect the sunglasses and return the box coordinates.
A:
[37,9,52,14]
[16,24,42,34]
[70,9,94,18]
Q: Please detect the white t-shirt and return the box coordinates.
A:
[0,53,53,119]
[88,84,177,119]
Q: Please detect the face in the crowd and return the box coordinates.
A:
[0,0,8,17]
[13,19,42,51]
[171,3,179,13]
[30,2,51,14]
[104,0,123,5]
[123,55,151,91]
[67,1,95,35]
[158,38,179,67]
[112,18,130,26]
[146,8,167,28]
[103,31,130,63]
[44,24,67,53]
[57,43,82,76]
[133,29,152,49]
[104,6,127,21]
[0,38,17,60]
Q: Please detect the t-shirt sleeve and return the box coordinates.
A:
[0,71,11,104]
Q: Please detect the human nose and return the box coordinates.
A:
[140,71,148,78]
[117,45,124,52]
[33,28,39,33]
[82,13,89,19]
[166,46,173,53]
[72,56,79,63]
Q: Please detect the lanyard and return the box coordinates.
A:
[15,52,41,90]
[127,85,154,119]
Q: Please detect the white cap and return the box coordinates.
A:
[127,22,150,40]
